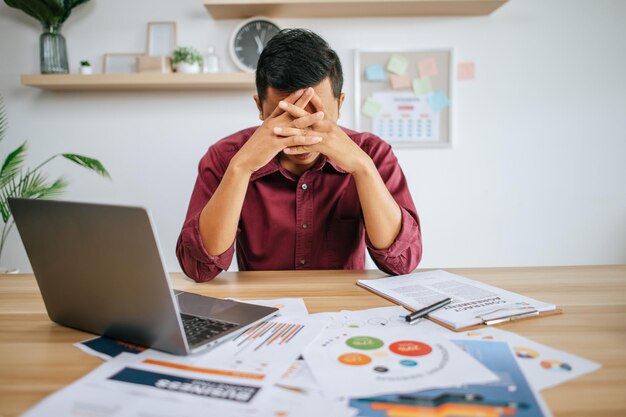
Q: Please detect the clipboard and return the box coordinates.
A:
[357,282,562,332]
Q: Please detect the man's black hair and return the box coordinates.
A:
[256,28,343,103]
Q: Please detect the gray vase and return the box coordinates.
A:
[40,23,69,74]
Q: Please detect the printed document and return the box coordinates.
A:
[358,270,556,329]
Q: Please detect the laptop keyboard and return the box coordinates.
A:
[180,314,239,347]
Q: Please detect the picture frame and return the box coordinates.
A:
[102,53,141,74]
[147,21,177,56]
[355,49,453,148]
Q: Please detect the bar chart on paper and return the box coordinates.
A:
[192,316,326,378]
[232,320,307,355]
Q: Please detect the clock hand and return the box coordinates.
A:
[254,35,263,54]
[260,29,267,44]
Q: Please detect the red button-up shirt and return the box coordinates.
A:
[177,126,422,282]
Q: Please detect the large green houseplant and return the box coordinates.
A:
[0,95,110,271]
[4,0,92,73]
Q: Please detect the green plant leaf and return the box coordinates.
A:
[61,154,111,178]
[0,142,27,188]
[4,0,90,25]
[4,0,65,26]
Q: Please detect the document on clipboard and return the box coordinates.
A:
[357,270,560,331]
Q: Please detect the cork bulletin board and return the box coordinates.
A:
[354,49,453,148]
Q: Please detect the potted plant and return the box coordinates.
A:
[172,47,203,74]
[4,0,92,74]
[0,95,110,273]
[79,60,92,75]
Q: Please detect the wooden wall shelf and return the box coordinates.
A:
[203,0,508,19]
[20,73,256,91]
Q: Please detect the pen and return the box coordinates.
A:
[405,297,452,323]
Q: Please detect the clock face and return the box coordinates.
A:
[231,19,281,72]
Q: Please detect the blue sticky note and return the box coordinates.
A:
[429,90,450,112]
[365,65,386,81]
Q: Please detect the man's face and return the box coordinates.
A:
[255,77,345,169]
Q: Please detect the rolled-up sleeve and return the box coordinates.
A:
[176,146,235,282]
[364,137,422,275]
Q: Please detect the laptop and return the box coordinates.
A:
[9,198,278,355]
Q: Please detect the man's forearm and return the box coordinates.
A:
[199,163,251,256]
[352,160,402,250]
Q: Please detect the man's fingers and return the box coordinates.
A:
[309,91,327,114]
[283,145,313,155]
[281,135,323,148]
[294,87,314,109]
[293,111,325,129]
[277,100,310,119]
[268,89,305,119]
[273,127,308,137]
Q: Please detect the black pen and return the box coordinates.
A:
[405,297,452,323]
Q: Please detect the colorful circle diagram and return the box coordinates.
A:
[346,336,384,350]
[514,347,540,359]
[389,340,432,357]
[540,360,572,372]
[338,353,372,366]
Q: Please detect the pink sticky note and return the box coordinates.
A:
[457,62,476,81]
[417,57,438,78]
[389,73,412,90]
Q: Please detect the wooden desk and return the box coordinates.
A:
[1,266,625,417]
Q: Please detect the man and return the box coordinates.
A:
[177,29,421,283]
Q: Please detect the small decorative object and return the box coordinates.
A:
[202,46,220,73]
[79,60,93,75]
[230,17,280,72]
[137,56,172,73]
[4,0,92,74]
[171,47,202,74]
[147,22,177,57]
[0,95,110,273]
[103,53,141,74]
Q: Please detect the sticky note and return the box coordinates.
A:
[457,62,475,80]
[365,65,386,81]
[412,78,433,95]
[417,57,438,78]
[389,73,412,90]
[362,98,382,118]
[386,54,408,75]
[429,90,450,112]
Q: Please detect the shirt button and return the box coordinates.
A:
[302,223,308,229]
[301,183,308,190]
[300,259,306,265]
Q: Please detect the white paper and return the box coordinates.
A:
[452,327,601,390]
[358,270,556,329]
[21,353,268,417]
[303,326,498,398]
[228,297,309,316]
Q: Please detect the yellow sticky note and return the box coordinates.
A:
[386,54,408,75]
[412,78,433,95]
[362,98,382,118]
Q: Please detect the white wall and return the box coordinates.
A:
[0,0,625,273]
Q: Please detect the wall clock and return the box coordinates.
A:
[230,17,281,72]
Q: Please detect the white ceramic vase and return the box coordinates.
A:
[79,66,93,75]
[176,62,201,74]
